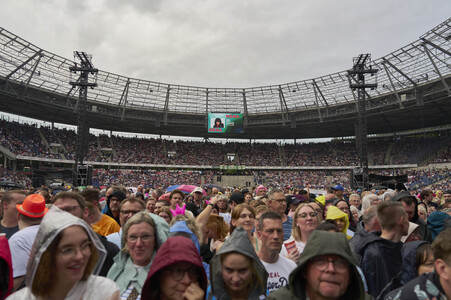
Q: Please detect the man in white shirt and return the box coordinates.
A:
[257,211,296,293]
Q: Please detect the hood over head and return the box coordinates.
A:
[141,236,208,300]
[106,190,126,211]
[427,211,451,240]
[210,227,268,299]
[290,231,365,300]
[26,206,106,287]
[400,240,430,285]
[326,205,349,235]
[393,190,419,222]
[169,221,200,252]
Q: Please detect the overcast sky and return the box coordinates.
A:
[1,0,450,88]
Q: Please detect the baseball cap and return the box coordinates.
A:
[332,184,344,191]
[192,187,204,194]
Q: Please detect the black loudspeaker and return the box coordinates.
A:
[76,165,92,186]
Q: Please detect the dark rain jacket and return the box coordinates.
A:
[377,240,429,299]
[267,231,365,300]
[354,231,403,298]
[384,272,447,300]
[209,227,268,300]
[141,236,208,300]
[0,237,13,300]
[349,220,369,265]
[392,191,432,242]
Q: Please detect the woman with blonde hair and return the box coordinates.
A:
[280,203,320,262]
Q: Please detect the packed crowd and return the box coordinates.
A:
[2,182,451,299]
[1,120,450,167]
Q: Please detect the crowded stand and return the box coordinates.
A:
[1,120,450,167]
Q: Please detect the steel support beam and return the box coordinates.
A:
[382,63,403,109]
[5,51,42,80]
[382,59,418,88]
[120,79,130,121]
[205,89,209,128]
[278,86,289,126]
[163,85,171,125]
[242,89,249,127]
[421,39,451,57]
[423,44,451,95]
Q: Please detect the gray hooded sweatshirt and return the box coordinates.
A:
[209,227,268,300]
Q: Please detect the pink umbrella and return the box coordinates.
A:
[178,185,207,195]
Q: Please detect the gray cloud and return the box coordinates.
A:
[1,0,450,88]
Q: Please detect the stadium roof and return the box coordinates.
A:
[0,18,450,139]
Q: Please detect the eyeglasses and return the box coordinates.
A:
[298,212,317,219]
[59,241,92,257]
[60,206,80,213]
[164,266,199,281]
[314,208,322,214]
[311,257,349,273]
[120,210,141,215]
[128,234,154,243]
[110,198,120,203]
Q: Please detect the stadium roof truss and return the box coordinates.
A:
[0,18,450,139]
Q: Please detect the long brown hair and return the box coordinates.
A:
[31,226,99,296]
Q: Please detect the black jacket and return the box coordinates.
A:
[377,240,429,299]
[354,231,403,298]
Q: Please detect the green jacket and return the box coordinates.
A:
[267,230,365,300]
[106,212,169,295]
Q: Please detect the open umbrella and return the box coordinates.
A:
[166,185,181,192]
[178,185,207,195]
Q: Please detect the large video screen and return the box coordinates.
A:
[208,113,244,133]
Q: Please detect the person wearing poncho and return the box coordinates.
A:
[7,206,119,300]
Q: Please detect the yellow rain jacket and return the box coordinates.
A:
[326,205,352,240]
